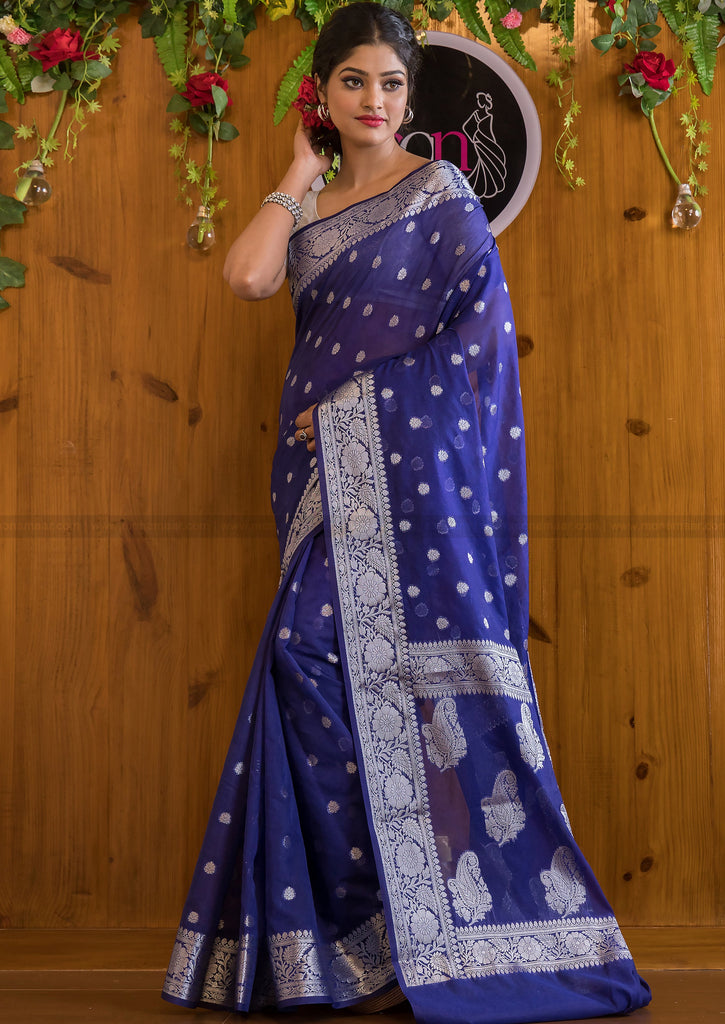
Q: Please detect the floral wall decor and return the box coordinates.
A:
[0,0,722,311]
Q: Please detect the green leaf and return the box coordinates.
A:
[591,33,615,51]
[0,42,25,104]
[485,0,537,70]
[685,12,720,94]
[83,60,113,80]
[0,255,26,290]
[223,0,237,22]
[556,0,575,39]
[211,83,228,116]
[166,92,191,112]
[452,0,491,44]
[639,23,661,36]
[17,56,43,92]
[273,41,315,126]
[0,92,7,113]
[0,193,26,228]
[0,119,14,149]
[656,0,686,34]
[189,110,209,136]
[0,296,9,312]
[138,7,168,38]
[154,10,189,83]
[425,0,454,18]
[217,120,239,140]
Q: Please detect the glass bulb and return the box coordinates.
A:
[16,159,52,206]
[670,183,702,230]
[186,205,216,252]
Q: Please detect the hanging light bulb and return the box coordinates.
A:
[670,183,702,230]
[186,205,216,252]
[16,159,52,206]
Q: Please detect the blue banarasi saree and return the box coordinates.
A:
[162,162,651,1023]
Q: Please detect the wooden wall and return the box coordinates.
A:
[0,7,723,945]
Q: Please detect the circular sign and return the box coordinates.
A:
[399,32,541,234]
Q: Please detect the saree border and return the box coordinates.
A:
[289,162,477,313]
[316,372,635,988]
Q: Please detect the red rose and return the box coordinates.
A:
[29,28,90,71]
[292,74,334,130]
[624,51,675,92]
[182,72,232,110]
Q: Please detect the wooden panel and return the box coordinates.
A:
[0,6,723,931]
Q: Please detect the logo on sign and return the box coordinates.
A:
[398,32,541,235]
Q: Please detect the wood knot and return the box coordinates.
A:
[516,335,534,358]
[640,856,654,873]
[188,405,203,427]
[635,761,649,780]
[620,566,650,587]
[142,374,179,403]
[0,392,19,414]
[260,422,268,432]
[622,872,633,882]
[629,716,636,728]
[624,207,647,221]
[48,255,111,284]
[120,520,158,620]
[626,418,651,436]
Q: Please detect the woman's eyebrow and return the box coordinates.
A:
[338,66,406,76]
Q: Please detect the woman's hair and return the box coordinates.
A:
[310,2,422,154]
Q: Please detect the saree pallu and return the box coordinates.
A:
[162,162,651,1022]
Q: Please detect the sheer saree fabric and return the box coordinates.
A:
[162,162,650,1022]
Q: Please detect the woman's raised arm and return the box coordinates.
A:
[223,123,331,301]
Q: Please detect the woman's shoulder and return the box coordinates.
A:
[414,159,477,198]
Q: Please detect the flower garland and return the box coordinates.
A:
[0,0,722,310]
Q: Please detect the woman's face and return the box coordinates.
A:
[316,43,409,149]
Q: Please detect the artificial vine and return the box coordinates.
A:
[0,0,723,309]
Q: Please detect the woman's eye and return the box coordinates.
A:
[384,80,405,90]
[342,76,362,88]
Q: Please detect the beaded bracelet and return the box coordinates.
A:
[261,191,304,227]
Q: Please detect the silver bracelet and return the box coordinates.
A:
[261,191,304,227]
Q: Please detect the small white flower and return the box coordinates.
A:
[457,581,469,595]
[327,800,340,814]
[407,585,420,597]
[350,847,363,860]
[283,887,296,901]
[234,761,245,775]
[504,321,512,334]
[418,483,430,495]
[218,812,231,824]
[187,911,199,924]
[460,486,472,499]
[498,468,511,481]
[437,449,449,462]
[510,426,522,439]
[484,591,494,603]
[421,278,431,290]
[451,353,463,365]
[519,533,528,546]
[410,907,440,944]
[204,862,216,875]
[505,574,517,586]
[427,548,440,562]
[365,636,395,672]
[436,617,449,629]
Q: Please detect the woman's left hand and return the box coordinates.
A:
[294,405,317,451]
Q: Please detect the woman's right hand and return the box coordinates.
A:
[292,120,333,181]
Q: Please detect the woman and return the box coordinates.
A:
[162,5,651,1022]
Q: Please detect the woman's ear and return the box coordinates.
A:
[315,74,326,104]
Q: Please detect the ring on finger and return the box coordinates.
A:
[297,429,308,442]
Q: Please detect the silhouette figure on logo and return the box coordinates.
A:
[463,91,507,198]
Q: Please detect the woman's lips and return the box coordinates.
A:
[357,116,385,126]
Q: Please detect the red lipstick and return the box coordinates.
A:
[357,116,385,127]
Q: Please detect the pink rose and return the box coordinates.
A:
[8,27,33,45]
[182,71,232,109]
[623,51,675,91]
[292,74,334,130]
[500,8,523,28]
[29,28,92,71]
